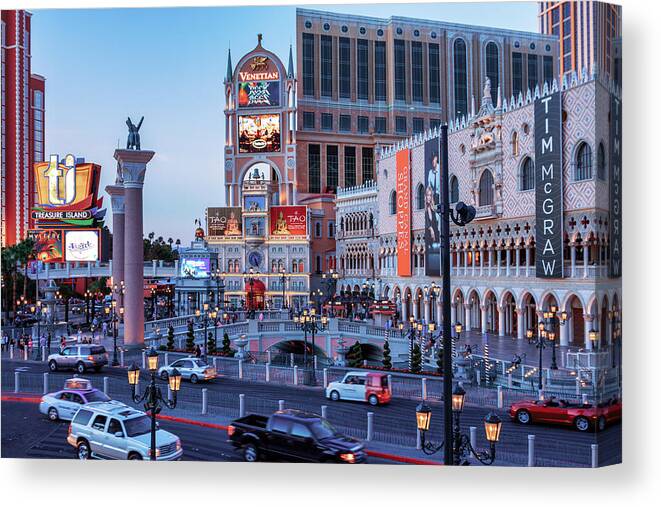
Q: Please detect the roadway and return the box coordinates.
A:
[1,358,621,466]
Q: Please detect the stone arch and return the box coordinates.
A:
[520,291,539,336]
[500,290,517,337]
[466,288,481,331]
[483,289,498,334]
[563,293,586,348]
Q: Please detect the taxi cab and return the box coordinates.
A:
[39,378,123,421]
[325,371,392,406]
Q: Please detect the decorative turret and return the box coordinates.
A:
[225,48,233,84]
[287,44,294,79]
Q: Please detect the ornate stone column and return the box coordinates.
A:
[114,149,155,347]
[584,314,594,350]
[516,308,525,340]
[481,305,488,334]
[424,296,431,323]
[464,303,471,331]
[498,306,505,337]
[450,303,457,335]
[105,185,125,304]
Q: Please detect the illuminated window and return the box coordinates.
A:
[453,39,468,118]
[479,170,494,206]
[485,42,499,103]
[389,191,397,215]
[575,143,593,181]
[520,157,535,191]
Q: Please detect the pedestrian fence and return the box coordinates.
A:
[3,368,608,467]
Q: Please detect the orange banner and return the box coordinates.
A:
[396,149,411,277]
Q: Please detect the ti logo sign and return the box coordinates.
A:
[45,154,77,205]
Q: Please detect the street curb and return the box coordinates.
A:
[2,395,442,465]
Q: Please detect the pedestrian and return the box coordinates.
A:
[28,336,33,354]
[60,336,66,350]
[259,312,264,322]
[77,326,82,343]
[1,332,7,352]
[102,321,108,337]
[194,344,201,358]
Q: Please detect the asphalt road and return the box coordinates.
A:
[1,358,621,466]
[0,401,405,464]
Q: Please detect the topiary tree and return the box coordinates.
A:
[166,325,175,351]
[346,341,364,368]
[382,339,392,370]
[435,345,444,374]
[185,321,195,352]
[410,343,422,373]
[207,331,216,355]
[220,330,234,357]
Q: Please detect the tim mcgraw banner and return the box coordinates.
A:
[534,91,563,278]
[609,94,622,278]
[424,138,441,277]
[396,149,412,277]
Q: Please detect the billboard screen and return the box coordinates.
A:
[534,92,563,278]
[207,207,243,237]
[180,258,210,278]
[396,149,412,277]
[238,81,280,108]
[64,229,100,262]
[424,138,441,277]
[28,229,64,263]
[270,206,307,236]
[238,114,281,153]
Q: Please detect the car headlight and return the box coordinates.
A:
[176,439,182,451]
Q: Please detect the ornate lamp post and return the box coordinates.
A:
[279,267,288,309]
[415,384,501,465]
[608,308,621,370]
[128,349,181,461]
[542,304,567,370]
[293,308,328,385]
[243,267,256,317]
[527,321,551,391]
[212,268,226,311]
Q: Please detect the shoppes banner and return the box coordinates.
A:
[609,94,622,278]
[534,91,564,278]
[424,138,441,277]
[396,148,412,277]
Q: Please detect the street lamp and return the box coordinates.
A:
[589,329,599,350]
[608,308,621,371]
[279,267,288,309]
[293,308,328,385]
[128,349,181,461]
[415,384,501,465]
[212,268,227,312]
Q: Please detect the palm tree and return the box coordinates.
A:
[157,236,164,244]
[167,238,173,248]
[175,239,181,247]
[1,245,17,321]
[148,232,155,243]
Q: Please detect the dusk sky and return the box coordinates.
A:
[31,1,538,243]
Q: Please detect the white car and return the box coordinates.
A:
[325,371,392,406]
[39,378,120,421]
[158,357,216,384]
[67,402,183,460]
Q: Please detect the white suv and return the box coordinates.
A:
[67,402,183,460]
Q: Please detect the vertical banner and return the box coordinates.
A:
[424,138,441,276]
[396,148,412,277]
[609,94,622,277]
[534,91,564,278]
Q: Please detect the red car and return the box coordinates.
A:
[509,396,622,432]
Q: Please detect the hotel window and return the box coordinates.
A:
[357,116,369,134]
[416,183,425,210]
[575,142,592,181]
[520,157,535,191]
[511,131,519,156]
[339,114,351,132]
[374,41,387,101]
[361,147,374,183]
[320,35,333,97]
[326,145,339,191]
[308,144,321,193]
[479,170,494,206]
[339,37,351,99]
[357,39,369,100]
[527,54,538,92]
[453,39,468,118]
[389,191,397,215]
[411,41,423,102]
[315,221,322,238]
[485,42,499,103]
[394,39,406,101]
[430,118,442,131]
[395,116,407,134]
[428,43,440,104]
[597,143,606,180]
[344,146,356,187]
[449,175,459,203]
[303,111,315,130]
[33,90,44,109]
[302,33,315,97]
[543,55,554,88]
[328,221,335,238]
[375,117,387,134]
[321,113,333,131]
[412,117,424,134]
[512,52,523,97]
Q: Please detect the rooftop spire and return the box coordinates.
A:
[225,47,232,82]
[257,33,263,46]
[287,44,294,79]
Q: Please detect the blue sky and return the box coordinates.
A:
[31,2,538,242]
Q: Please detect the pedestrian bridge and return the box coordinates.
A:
[27,259,178,281]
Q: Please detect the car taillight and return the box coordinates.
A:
[227,425,235,437]
[339,452,356,463]
[68,424,72,436]
[87,355,94,361]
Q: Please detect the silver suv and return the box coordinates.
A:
[67,402,183,460]
[48,345,108,374]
